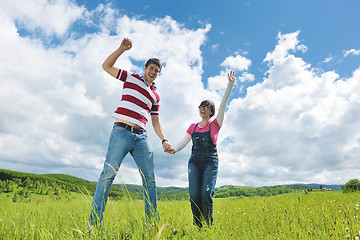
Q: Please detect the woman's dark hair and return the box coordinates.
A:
[200,100,215,117]
[145,58,162,71]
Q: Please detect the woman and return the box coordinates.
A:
[170,71,236,227]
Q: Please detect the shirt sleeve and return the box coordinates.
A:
[210,119,221,145]
[150,104,160,115]
[116,69,128,82]
[186,123,196,135]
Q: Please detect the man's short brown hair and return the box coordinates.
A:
[145,58,162,71]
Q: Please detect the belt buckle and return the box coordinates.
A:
[130,126,135,133]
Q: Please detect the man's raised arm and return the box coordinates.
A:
[102,38,132,78]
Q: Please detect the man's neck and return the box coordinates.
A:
[142,76,152,87]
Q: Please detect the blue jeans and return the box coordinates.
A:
[89,124,158,225]
[188,158,218,227]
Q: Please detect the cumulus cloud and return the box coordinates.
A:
[219,31,360,186]
[238,72,255,82]
[1,1,359,188]
[264,30,307,64]
[1,0,84,36]
[208,54,252,92]
[221,55,251,71]
[344,49,360,57]
[0,0,214,186]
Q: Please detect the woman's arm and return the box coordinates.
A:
[172,133,192,153]
[216,71,236,126]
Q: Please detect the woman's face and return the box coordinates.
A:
[198,104,211,118]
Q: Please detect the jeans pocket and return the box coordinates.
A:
[113,126,125,133]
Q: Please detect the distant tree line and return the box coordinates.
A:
[0,169,138,201]
[214,185,293,198]
[3,169,356,202]
[0,177,70,202]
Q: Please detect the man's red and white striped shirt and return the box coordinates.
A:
[112,69,160,129]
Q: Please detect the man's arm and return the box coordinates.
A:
[151,115,174,152]
[102,38,132,78]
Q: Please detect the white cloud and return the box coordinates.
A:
[221,55,251,72]
[207,71,229,92]
[0,0,84,36]
[322,56,333,64]
[264,30,307,65]
[344,49,360,57]
[219,32,360,186]
[0,1,215,186]
[238,72,255,82]
[207,54,252,92]
[1,1,360,189]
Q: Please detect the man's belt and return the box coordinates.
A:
[114,122,146,134]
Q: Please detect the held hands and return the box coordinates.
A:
[120,38,132,51]
[163,141,175,154]
[228,71,237,83]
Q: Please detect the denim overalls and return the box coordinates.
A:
[188,122,219,227]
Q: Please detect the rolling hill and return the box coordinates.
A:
[0,169,343,200]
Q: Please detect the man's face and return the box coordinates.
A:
[144,63,161,84]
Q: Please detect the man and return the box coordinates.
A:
[89,37,173,226]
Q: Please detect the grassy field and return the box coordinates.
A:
[0,191,359,239]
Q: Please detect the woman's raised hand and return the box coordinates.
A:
[228,71,237,83]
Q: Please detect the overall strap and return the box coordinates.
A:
[192,123,199,136]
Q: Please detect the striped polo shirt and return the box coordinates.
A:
[112,69,160,129]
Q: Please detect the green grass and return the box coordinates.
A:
[0,191,359,239]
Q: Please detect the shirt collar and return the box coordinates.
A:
[141,76,157,90]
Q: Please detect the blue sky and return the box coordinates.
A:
[82,0,360,79]
[1,0,360,187]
